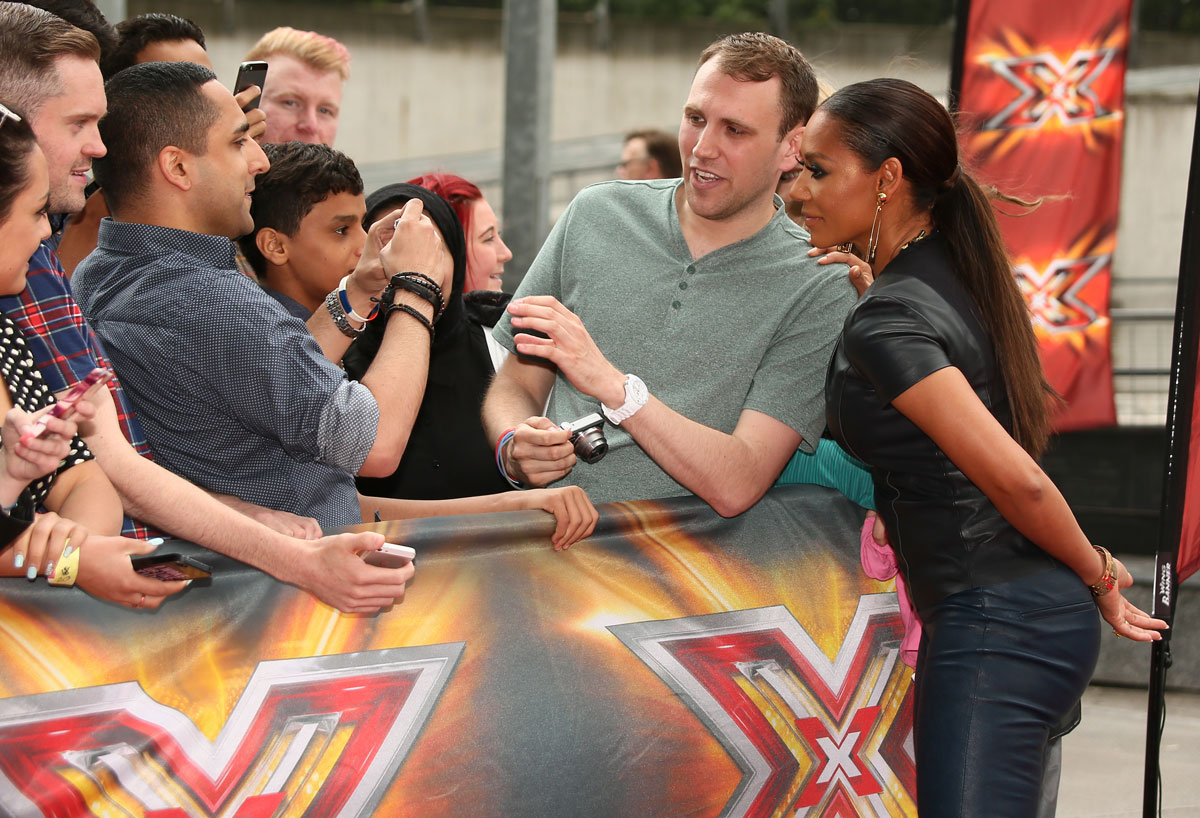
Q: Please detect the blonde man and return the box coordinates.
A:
[245,26,349,146]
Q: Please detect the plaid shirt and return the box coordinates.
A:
[0,241,160,539]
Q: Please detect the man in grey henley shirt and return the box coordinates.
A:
[483,33,856,515]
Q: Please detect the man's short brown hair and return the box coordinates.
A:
[0,2,100,116]
[625,129,682,179]
[698,32,817,139]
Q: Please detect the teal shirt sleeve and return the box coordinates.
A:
[776,438,875,509]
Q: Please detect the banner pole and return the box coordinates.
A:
[1142,76,1200,818]
[947,0,972,113]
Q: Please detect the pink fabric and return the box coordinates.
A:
[860,516,921,667]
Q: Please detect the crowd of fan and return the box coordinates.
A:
[0,1,607,612]
[0,3,857,617]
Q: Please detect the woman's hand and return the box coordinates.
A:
[1095,556,1168,641]
[9,511,88,580]
[519,486,598,550]
[0,407,78,505]
[76,536,189,609]
[808,245,874,295]
[871,511,889,546]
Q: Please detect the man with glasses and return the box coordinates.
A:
[616,129,682,180]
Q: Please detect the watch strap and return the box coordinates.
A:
[601,374,648,426]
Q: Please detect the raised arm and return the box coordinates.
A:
[305,199,446,477]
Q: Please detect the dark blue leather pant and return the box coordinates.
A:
[913,563,1101,817]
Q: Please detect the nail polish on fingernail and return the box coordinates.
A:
[13,553,23,569]
[44,562,54,578]
[61,546,72,559]
[26,565,36,580]
[184,580,193,586]
[147,537,165,547]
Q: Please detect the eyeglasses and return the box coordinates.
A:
[617,156,651,170]
[0,102,21,128]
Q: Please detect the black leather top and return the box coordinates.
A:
[825,232,1056,613]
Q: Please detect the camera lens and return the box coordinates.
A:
[572,428,608,464]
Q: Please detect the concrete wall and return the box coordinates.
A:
[131,2,1200,423]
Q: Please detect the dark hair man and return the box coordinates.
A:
[15,0,118,64]
[239,141,365,318]
[102,13,211,79]
[0,5,413,613]
[75,62,596,549]
[617,129,682,180]
[483,32,857,516]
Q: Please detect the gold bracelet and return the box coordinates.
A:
[1088,544,1115,597]
[47,546,80,587]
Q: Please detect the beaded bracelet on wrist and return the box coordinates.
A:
[1088,544,1116,597]
[383,302,435,341]
[388,272,446,323]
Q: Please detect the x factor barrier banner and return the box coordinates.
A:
[0,486,916,818]
[952,0,1132,430]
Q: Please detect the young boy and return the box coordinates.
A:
[239,141,366,319]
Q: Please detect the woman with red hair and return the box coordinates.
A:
[407,173,512,294]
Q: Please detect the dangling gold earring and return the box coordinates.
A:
[866,192,887,264]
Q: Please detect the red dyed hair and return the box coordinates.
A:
[408,172,483,242]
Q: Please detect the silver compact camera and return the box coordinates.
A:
[560,413,608,464]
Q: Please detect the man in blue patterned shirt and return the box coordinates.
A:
[0,4,424,613]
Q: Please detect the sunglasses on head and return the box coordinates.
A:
[0,102,21,128]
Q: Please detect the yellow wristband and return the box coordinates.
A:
[47,546,80,587]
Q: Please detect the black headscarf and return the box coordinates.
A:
[358,183,468,350]
[344,183,509,500]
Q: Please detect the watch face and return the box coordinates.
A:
[629,376,648,405]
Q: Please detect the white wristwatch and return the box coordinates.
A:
[601,374,648,426]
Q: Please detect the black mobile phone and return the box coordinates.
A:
[234,61,268,111]
[130,553,212,582]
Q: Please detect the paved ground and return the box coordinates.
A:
[1058,685,1200,817]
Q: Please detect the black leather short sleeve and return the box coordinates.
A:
[841,295,952,407]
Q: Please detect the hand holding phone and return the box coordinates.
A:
[130,552,212,582]
[234,61,268,112]
[363,542,416,569]
[20,368,111,446]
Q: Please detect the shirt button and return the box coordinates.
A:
[672,300,682,309]
[679,281,688,290]
[686,265,695,274]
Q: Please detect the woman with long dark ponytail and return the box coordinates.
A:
[794,78,1165,816]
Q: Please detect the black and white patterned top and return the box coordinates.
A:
[0,311,93,514]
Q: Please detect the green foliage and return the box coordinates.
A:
[1139,0,1200,32]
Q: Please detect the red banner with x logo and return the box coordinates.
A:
[955,0,1133,430]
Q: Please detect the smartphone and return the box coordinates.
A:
[130,553,212,582]
[19,367,112,445]
[234,61,268,111]
[363,543,416,569]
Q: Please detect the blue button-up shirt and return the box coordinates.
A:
[73,219,379,528]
